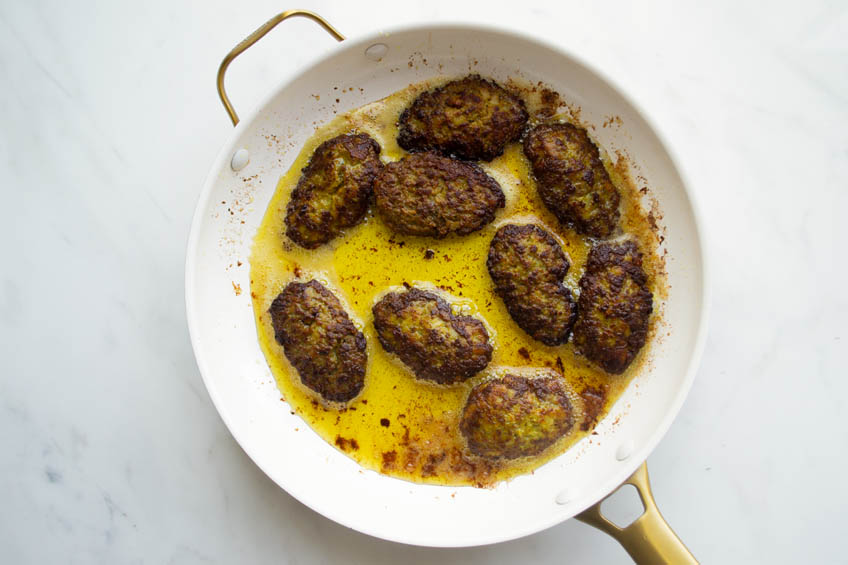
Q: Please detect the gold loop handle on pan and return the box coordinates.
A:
[216,10,345,126]
[576,462,698,564]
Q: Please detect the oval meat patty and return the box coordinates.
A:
[372,288,492,384]
[397,75,529,162]
[460,373,574,459]
[285,133,382,249]
[269,280,367,402]
[523,123,620,238]
[374,152,505,238]
[572,241,653,374]
[487,223,577,345]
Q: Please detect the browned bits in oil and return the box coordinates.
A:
[518,347,530,360]
[580,385,608,431]
[602,115,623,128]
[404,447,420,470]
[422,453,447,477]
[381,450,398,471]
[380,418,390,427]
[424,249,435,260]
[536,88,562,119]
[335,436,360,452]
[648,211,659,231]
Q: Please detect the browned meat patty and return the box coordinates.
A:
[572,241,653,374]
[372,288,492,384]
[269,280,366,402]
[460,373,574,459]
[397,75,529,161]
[373,152,504,238]
[523,123,620,238]
[285,133,382,249]
[487,223,577,345]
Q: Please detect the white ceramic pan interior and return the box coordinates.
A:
[186,22,708,548]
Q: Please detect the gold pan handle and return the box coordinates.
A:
[216,10,345,126]
[576,462,698,564]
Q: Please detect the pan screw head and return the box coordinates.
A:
[365,43,388,62]
[555,488,574,505]
[615,441,634,461]
[231,148,249,171]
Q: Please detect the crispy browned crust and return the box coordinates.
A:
[372,288,492,384]
[269,280,367,402]
[285,133,382,249]
[397,75,529,161]
[487,223,577,345]
[460,373,573,459]
[572,241,653,374]
[374,152,505,238]
[523,123,621,238]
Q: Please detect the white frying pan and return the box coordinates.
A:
[185,10,709,561]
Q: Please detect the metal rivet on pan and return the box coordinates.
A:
[616,441,634,461]
[231,148,249,171]
[555,488,574,505]
[364,43,388,62]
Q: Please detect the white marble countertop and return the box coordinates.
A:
[1,0,845,563]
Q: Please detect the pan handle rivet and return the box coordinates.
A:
[231,148,250,171]
[365,43,388,62]
[616,441,634,461]
[555,488,574,505]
